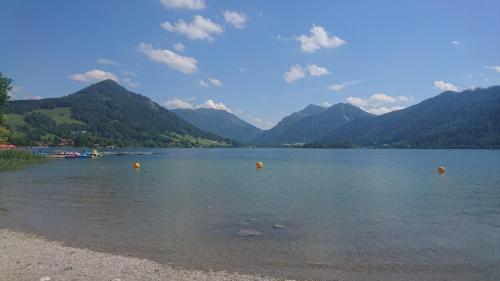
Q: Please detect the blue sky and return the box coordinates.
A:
[2,0,500,129]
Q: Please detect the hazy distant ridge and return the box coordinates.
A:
[172,108,262,142]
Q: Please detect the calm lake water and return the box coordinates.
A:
[1,149,500,280]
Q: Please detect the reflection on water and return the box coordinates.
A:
[1,149,500,280]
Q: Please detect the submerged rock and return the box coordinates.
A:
[272,224,285,229]
[235,229,261,237]
[237,218,257,226]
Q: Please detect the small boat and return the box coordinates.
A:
[62,151,81,159]
[91,148,102,158]
[80,149,93,158]
[46,151,66,159]
[0,144,16,150]
[80,148,103,158]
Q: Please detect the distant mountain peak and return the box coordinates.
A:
[300,104,326,115]
[253,102,371,144]
[70,79,131,99]
[328,102,366,111]
[94,79,119,85]
[88,79,123,90]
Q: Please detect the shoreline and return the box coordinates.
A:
[0,228,295,281]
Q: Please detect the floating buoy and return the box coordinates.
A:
[256,161,264,169]
[133,162,141,169]
[438,166,446,174]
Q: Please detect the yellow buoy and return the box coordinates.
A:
[438,166,446,174]
[133,162,141,169]
[256,161,264,169]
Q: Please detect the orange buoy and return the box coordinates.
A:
[256,161,264,169]
[133,162,141,169]
[438,166,446,174]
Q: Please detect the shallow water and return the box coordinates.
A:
[1,149,500,280]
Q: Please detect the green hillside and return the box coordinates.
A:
[311,86,500,148]
[4,80,233,147]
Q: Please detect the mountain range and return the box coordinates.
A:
[3,80,232,147]
[2,80,500,148]
[313,86,500,148]
[254,103,373,145]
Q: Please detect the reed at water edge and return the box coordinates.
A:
[0,150,44,171]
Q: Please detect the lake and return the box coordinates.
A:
[1,149,499,280]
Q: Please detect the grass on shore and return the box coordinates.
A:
[0,150,44,171]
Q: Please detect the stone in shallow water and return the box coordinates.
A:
[235,229,262,237]
[237,218,257,226]
[272,224,285,229]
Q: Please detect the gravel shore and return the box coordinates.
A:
[0,229,295,281]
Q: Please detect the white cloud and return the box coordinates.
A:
[197,79,209,87]
[7,85,22,98]
[138,42,197,74]
[378,94,412,103]
[164,98,194,109]
[122,77,141,88]
[452,40,460,45]
[69,69,119,83]
[238,67,247,72]
[346,96,367,107]
[433,80,459,91]
[485,65,500,73]
[198,99,231,112]
[173,42,185,52]
[97,58,120,66]
[223,10,248,29]
[160,0,205,10]
[275,35,291,42]
[365,106,405,115]
[327,80,361,92]
[283,64,306,83]
[7,86,43,100]
[207,77,222,87]
[197,77,222,87]
[346,93,413,115]
[122,70,136,77]
[322,101,332,107]
[296,25,346,53]
[161,15,223,42]
[328,84,346,91]
[306,64,330,76]
[164,98,232,112]
[284,64,330,83]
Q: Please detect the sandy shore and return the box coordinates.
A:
[0,229,295,281]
